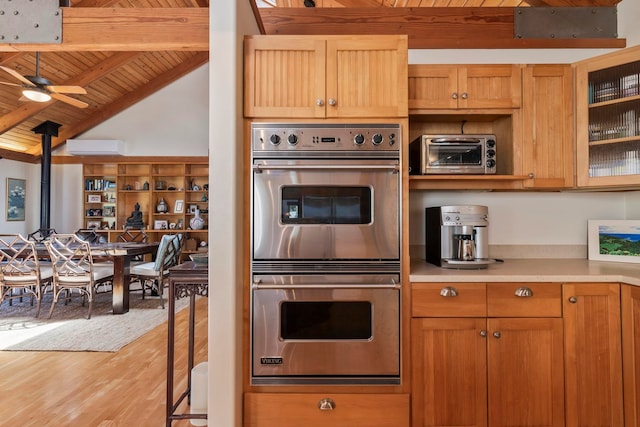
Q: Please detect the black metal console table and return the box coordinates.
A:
[166,261,208,427]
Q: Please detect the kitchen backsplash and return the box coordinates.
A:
[410,244,587,260]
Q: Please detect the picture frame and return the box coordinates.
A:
[174,199,184,214]
[87,194,102,203]
[189,204,198,214]
[6,178,26,221]
[86,220,101,229]
[154,220,169,230]
[588,220,640,263]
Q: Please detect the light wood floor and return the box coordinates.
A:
[0,296,208,427]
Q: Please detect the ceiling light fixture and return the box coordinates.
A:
[22,88,51,103]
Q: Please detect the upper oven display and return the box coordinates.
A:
[281,186,372,225]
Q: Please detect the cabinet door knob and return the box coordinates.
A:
[318,398,336,411]
[528,172,535,179]
[515,286,533,297]
[452,92,458,99]
[479,330,488,337]
[568,296,578,304]
[316,98,324,106]
[461,92,468,99]
[493,331,501,339]
[328,98,337,106]
[440,286,458,297]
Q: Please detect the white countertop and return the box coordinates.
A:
[410,258,640,286]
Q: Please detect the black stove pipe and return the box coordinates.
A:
[32,121,61,232]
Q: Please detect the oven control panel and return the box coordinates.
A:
[252,123,401,152]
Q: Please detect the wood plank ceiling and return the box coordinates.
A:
[251,0,625,49]
[0,0,209,163]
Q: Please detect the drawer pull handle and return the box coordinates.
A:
[493,331,501,339]
[515,287,533,297]
[318,398,336,411]
[440,286,458,297]
[568,296,577,304]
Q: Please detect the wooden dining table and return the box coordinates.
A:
[36,241,159,314]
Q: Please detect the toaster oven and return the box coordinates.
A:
[409,134,497,175]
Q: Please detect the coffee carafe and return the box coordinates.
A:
[425,205,495,269]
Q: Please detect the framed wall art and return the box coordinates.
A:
[87,194,102,203]
[154,220,169,230]
[6,178,26,221]
[174,199,184,214]
[588,220,640,263]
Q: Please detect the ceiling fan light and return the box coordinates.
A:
[22,89,51,103]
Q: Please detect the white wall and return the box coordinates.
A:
[0,159,42,235]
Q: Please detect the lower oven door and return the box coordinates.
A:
[252,158,400,262]
[251,274,400,385]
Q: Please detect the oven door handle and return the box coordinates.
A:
[253,164,399,173]
[252,282,401,290]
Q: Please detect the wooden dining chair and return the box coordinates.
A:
[0,234,53,317]
[45,234,114,319]
[130,234,181,309]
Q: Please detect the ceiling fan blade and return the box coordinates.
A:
[46,85,87,95]
[50,92,88,109]
[0,80,21,88]
[0,65,34,86]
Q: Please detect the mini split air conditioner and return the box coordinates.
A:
[66,139,125,156]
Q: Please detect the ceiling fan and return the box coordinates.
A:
[0,52,88,109]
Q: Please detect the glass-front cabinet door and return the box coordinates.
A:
[576,46,640,187]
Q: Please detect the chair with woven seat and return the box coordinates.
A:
[130,234,181,309]
[45,234,114,319]
[0,234,53,317]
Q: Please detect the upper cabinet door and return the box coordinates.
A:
[244,37,326,118]
[521,64,575,189]
[244,35,408,119]
[325,37,408,118]
[408,65,521,111]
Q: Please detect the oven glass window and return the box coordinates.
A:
[281,186,372,224]
[280,301,372,340]
[429,144,482,166]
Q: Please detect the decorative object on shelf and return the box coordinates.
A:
[169,223,176,230]
[588,219,640,263]
[135,181,141,190]
[189,208,205,230]
[201,193,208,202]
[156,197,169,214]
[87,194,102,203]
[6,178,26,222]
[86,220,100,229]
[176,219,184,230]
[124,184,132,190]
[174,199,184,213]
[154,220,169,230]
[192,184,200,191]
[143,181,149,190]
[155,180,166,190]
[125,202,144,229]
[168,183,177,190]
[189,204,198,214]
[189,252,208,266]
[203,184,208,191]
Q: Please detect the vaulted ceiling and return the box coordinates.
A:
[0,0,208,163]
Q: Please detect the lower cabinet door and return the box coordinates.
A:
[244,393,409,427]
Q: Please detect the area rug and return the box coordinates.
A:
[0,291,190,352]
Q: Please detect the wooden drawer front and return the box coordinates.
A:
[244,393,410,427]
[487,283,562,317]
[412,283,486,317]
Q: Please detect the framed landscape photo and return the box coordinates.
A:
[154,220,168,230]
[588,220,640,263]
[6,178,26,221]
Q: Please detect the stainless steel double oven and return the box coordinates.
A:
[250,123,402,385]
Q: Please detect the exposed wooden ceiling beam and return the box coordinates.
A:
[0,8,209,52]
[35,51,209,156]
[0,148,39,163]
[0,52,142,136]
[256,7,625,48]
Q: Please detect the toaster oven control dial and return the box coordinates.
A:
[269,134,281,145]
[486,159,496,168]
[372,133,383,145]
[287,134,298,145]
[486,149,496,158]
[487,139,496,148]
[354,134,365,145]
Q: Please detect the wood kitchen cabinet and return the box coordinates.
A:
[521,64,575,189]
[411,282,564,427]
[244,35,408,119]
[622,284,640,427]
[243,393,410,427]
[408,65,521,110]
[563,283,623,426]
[575,45,640,188]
